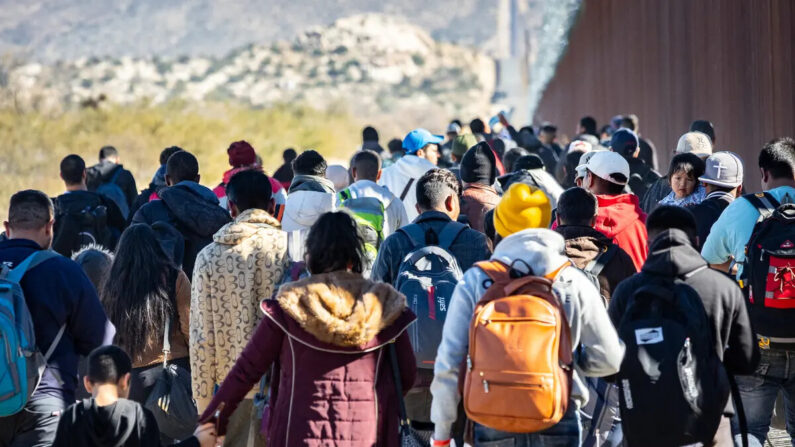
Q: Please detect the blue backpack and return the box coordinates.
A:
[96,167,129,219]
[394,222,466,369]
[0,251,65,416]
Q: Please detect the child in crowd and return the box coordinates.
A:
[658,152,706,207]
[53,345,216,447]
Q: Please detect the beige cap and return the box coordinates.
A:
[676,131,713,156]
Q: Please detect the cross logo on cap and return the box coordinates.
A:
[714,162,727,178]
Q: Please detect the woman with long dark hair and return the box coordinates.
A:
[199,211,416,446]
[100,224,191,402]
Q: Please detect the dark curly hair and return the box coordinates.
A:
[305,211,365,274]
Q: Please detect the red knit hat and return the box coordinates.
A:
[227,141,257,167]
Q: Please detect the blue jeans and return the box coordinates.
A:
[473,406,581,447]
[732,349,795,447]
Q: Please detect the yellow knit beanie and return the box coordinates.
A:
[493,183,552,238]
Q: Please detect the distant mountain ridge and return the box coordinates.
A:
[0,0,496,62]
[2,14,496,127]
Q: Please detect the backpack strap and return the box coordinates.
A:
[6,250,59,283]
[437,221,467,251]
[337,188,352,202]
[584,244,618,278]
[398,224,426,249]
[162,317,172,368]
[399,178,415,201]
[744,192,780,223]
[109,166,123,185]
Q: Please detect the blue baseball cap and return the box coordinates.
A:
[402,128,444,154]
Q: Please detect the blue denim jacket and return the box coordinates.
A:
[370,211,491,285]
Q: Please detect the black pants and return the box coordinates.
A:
[0,396,67,447]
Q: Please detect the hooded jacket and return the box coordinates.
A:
[53,398,198,447]
[87,160,138,209]
[460,184,500,234]
[282,175,336,261]
[430,229,625,439]
[608,229,758,413]
[337,179,409,238]
[131,181,231,278]
[555,225,637,303]
[190,209,290,411]
[594,193,648,271]
[378,155,437,222]
[200,271,417,446]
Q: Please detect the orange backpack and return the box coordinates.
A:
[463,260,574,433]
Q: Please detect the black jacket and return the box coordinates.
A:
[689,193,734,250]
[640,177,672,213]
[608,229,758,411]
[87,161,138,209]
[53,398,198,447]
[626,157,660,201]
[53,190,127,256]
[132,181,231,278]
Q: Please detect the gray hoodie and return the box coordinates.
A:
[430,228,625,439]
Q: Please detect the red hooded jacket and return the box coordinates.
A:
[594,194,648,271]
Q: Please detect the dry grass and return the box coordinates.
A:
[0,100,361,220]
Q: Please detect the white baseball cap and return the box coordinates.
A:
[577,150,630,185]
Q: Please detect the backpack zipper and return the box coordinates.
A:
[482,379,543,393]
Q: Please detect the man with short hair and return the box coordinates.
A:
[439,122,461,168]
[129,146,183,218]
[361,126,385,154]
[372,168,490,284]
[689,152,744,250]
[580,150,649,271]
[0,190,114,447]
[378,128,441,221]
[281,149,336,261]
[86,145,138,212]
[191,170,288,447]
[701,138,795,445]
[337,150,408,238]
[609,206,757,445]
[52,155,125,256]
[620,113,658,170]
[372,168,491,435]
[578,115,598,138]
[555,187,636,302]
[610,128,660,201]
[132,151,231,278]
[538,122,563,157]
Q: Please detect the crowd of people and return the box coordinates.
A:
[0,113,794,447]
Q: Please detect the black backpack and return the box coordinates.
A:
[52,196,112,256]
[743,193,795,340]
[616,268,730,447]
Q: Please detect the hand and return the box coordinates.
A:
[193,423,217,447]
[215,436,225,447]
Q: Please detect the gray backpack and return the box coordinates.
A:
[394,222,466,369]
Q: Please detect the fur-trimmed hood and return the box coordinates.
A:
[275,271,407,348]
